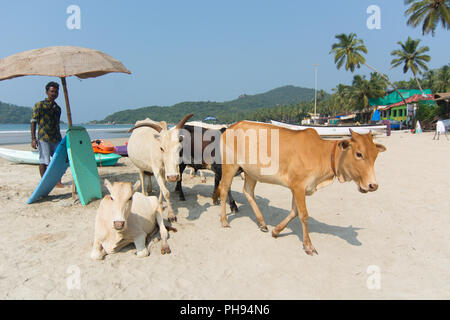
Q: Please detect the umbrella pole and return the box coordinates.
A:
[60,77,76,199]
[60,77,73,127]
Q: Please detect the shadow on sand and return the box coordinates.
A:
[99,172,362,247]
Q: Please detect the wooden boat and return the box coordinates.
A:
[270,120,387,136]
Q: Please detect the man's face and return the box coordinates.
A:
[47,86,59,101]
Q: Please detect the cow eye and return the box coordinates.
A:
[160,147,164,152]
[356,152,363,159]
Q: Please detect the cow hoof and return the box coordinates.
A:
[90,251,105,260]
[303,245,318,256]
[231,206,238,214]
[213,200,220,205]
[168,215,177,222]
[161,245,171,255]
[179,196,186,201]
[260,225,268,232]
[136,248,149,258]
[221,220,231,228]
[272,230,279,238]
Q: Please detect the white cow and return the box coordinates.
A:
[127,113,194,221]
[90,179,177,260]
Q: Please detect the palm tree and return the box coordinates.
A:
[434,65,450,92]
[330,33,408,105]
[390,36,431,95]
[423,69,437,90]
[404,0,450,36]
[332,83,355,113]
[350,75,386,111]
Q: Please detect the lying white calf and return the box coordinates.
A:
[91,179,176,260]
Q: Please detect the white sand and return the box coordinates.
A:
[0,132,449,299]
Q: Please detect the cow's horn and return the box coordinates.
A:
[175,113,194,129]
[127,123,163,133]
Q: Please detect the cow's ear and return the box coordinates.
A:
[153,134,160,142]
[375,143,386,153]
[104,179,113,194]
[338,140,351,150]
[132,180,141,194]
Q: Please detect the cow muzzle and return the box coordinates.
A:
[359,183,378,193]
[166,175,180,182]
[113,221,125,230]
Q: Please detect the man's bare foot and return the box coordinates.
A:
[55,182,65,188]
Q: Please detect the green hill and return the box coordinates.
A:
[0,101,32,123]
[95,85,316,124]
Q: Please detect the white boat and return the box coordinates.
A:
[0,147,40,164]
[0,147,121,166]
[270,120,387,136]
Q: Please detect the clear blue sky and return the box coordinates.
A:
[0,0,449,123]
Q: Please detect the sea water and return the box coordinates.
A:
[0,123,132,145]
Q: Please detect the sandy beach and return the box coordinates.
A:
[0,131,449,299]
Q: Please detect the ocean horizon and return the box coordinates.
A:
[0,123,133,145]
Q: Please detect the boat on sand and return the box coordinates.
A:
[270,120,387,137]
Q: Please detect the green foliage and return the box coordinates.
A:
[330,33,367,72]
[391,36,431,93]
[93,85,317,124]
[414,100,447,126]
[404,0,450,36]
[394,65,450,92]
[0,101,32,123]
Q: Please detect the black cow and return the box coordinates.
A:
[175,124,239,213]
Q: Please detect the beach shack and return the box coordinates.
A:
[369,89,435,124]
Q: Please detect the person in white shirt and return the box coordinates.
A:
[433,118,448,140]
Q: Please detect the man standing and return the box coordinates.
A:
[30,81,65,187]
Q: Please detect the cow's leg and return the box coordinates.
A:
[218,164,240,228]
[243,175,267,232]
[228,190,238,214]
[139,170,147,196]
[156,207,171,254]
[154,173,176,222]
[134,232,149,258]
[146,173,153,195]
[211,164,237,213]
[212,164,221,205]
[90,239,106,260]
[292,188,318,256]
[272,196,297,238]
[175,163,186,201]
[200,170,206,183]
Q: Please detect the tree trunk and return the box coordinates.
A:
[364,63,409,106]
[413,71,425,95]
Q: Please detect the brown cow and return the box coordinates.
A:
[217,121,386,255]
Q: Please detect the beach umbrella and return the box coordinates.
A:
[0,46,131,126]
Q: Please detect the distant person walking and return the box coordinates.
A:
[433,118,448,140]
[30,82,65,187]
